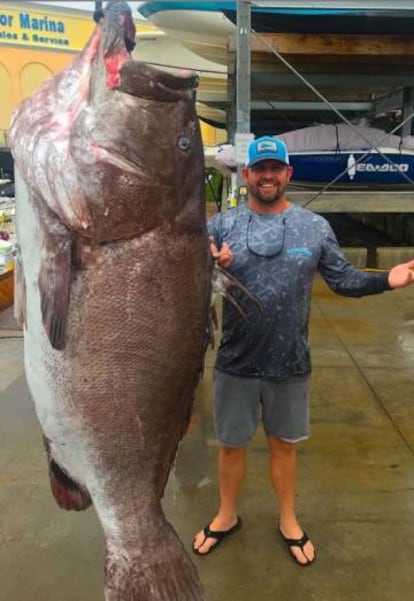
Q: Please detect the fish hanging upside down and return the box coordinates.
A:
[9,1,210,599]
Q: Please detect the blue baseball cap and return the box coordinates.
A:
[245,136,289,167]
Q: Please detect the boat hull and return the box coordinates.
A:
[289,150,414,188]
[138,3,414,64]
[223,8,414,35]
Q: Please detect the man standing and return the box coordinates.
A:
[193,136,414,566]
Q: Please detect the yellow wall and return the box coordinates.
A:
[0,1,223,147]
[0,1,93,145]
[200,122,227,146]
[0,45,75,144]
[0,1,96,51]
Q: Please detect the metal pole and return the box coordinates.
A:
[236,0,252,193]
[402,88,414,137]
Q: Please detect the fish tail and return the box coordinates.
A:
[104,527,205,601]
[43,436,92,511]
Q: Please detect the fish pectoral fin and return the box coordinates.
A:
[43,437,92,512]
[38,234,73,350]
[13,246,26,328]
[207,305,218,349]
[211,263,263,320]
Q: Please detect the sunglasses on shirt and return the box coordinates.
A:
[246,214,286,258]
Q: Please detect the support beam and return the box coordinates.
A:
[250,101,373,111]
[401,88,414,137]
[253,1,414,9]
[251,73,414,88]
[229,33,414,56]
[236,1,251,138]
[236,0,251,188]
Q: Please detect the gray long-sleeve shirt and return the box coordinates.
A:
[208,203,391,380]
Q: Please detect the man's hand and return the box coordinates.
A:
[209,238,234,269]
[388,259,414,289]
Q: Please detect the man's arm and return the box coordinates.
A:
[317,222,394,297]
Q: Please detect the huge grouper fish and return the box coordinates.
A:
[8,1,212,599]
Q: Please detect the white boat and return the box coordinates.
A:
[137,3,234,64]
[134,30,227,127]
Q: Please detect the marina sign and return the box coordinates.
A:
[0,3,94,51]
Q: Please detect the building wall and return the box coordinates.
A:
[0,1,95,145]
[0,1,223,147]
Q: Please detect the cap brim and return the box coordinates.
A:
[247,155,289,167]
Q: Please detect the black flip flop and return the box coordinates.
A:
[193,516,242,555]
[279,528,316,567]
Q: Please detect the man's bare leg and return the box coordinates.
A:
[193,445,246,554]
[267,436,315,564]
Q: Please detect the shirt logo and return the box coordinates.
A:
[287,247,312,257]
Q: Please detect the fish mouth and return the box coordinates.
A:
[101,1,199,99]
[120,62,199,101]
[100,0,136,55]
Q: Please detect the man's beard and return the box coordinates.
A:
[251,183,287,205]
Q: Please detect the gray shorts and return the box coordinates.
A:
[213,369,310,446]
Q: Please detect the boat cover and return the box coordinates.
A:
[278,123,414,152]
[213,124,414,169]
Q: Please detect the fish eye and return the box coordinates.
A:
[178,136,191,151]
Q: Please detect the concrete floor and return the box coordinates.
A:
[2,275,414,600]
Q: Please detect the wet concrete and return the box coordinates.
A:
[2,275,414,600]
